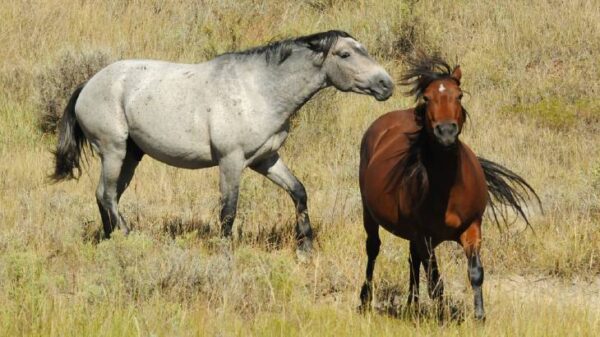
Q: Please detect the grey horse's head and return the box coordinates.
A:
[307,32,394,101]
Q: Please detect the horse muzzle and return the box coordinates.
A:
[370,72,394,101]
[356,71,394,101]
[433,122,459,147]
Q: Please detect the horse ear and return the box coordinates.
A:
[452,66,462,83]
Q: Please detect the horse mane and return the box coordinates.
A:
[384,108,430,210]
[223,30,354,65]
[399,53,460,101]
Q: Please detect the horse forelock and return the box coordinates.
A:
[400,54,459,101]
[223,30,353,65]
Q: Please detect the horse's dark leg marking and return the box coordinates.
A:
[414,237,444,308]
[115,140,143,231]
[96,140,143,239]
[359,206,380,311]
[219,154,243,238]
[96,198,112,238]
[407,240,422,306]
[460,220,485,321]
[250,154,313,253]
[96,151,127,238]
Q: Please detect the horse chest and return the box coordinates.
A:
[245,128,289,164]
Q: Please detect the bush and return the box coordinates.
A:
[35,49,113,133]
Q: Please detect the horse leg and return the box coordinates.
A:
[359,207,380,312]
[415,237,446,319]
[218,153,244,238]
[96,144,128,238]
[250,153,313,253]
[415,238,443,301]
[114,140,143,228]
[459,220,485,321]
[407,240,422,307]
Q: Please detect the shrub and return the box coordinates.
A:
[35,49,113,133]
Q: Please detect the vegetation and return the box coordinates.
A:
[0,0,598,335]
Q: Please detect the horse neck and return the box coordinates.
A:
[422,134,460,188]
[258,51,328,119]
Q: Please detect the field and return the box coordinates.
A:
[0,0,599,336]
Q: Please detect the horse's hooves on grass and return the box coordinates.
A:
[437,302,464,324]
[295,240,313,263]
[207,236,234,256]
[295,248,312,263]
[357,303,371,314]
[474,312,486,322]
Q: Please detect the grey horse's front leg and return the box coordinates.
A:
[251,154,313,254]
[218,153,244,238]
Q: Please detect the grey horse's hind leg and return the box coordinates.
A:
[114,140,143,227]
[250,154,313,254]
[218,153,244,238]
[96,140,142,238]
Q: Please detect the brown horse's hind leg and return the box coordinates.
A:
[459,220,485,321]
[359,207,380,312]
[407,240,422,306]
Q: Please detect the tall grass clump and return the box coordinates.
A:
[34,49,113,133]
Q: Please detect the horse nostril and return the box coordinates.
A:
[435,124,443,134]
[436,123,459,136]
[449,122,458,134]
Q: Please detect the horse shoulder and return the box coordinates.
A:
[359,109,421,239]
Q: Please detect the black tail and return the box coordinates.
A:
[478,157,542,231]
[50,83,88,181]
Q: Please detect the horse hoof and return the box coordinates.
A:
[474,312,486,322]
[295,248,312,263]
[357,303,371,314]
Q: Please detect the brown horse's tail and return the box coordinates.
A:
[50,83,89,182]
[478,157,542,231]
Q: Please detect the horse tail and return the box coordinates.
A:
[478,157,542,231]
[50,83,88,182]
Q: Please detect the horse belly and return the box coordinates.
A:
[127,108,215,169]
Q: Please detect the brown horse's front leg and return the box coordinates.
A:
[460,220,485,321]
[359,206,380,312]
[407,240,422,306]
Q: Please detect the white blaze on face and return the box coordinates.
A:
[438,83,446,93]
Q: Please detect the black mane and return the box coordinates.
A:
[223,30,353,65]
[400,53,460,101]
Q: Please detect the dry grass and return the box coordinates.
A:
[0,0,599,336]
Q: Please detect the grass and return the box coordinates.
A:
[0,0,599,336]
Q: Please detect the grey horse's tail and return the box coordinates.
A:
[51,83,88,181]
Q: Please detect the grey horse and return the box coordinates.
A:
[51,30,393,254]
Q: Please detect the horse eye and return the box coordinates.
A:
[339,52,351,59]
[423,96,430,102]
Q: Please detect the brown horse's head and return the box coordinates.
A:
[401,55,466,147]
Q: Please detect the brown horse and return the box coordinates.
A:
[358,55,540,320]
